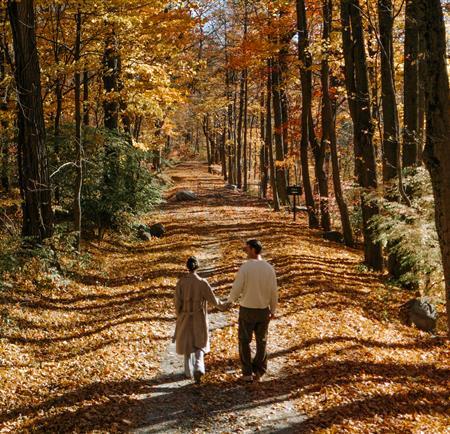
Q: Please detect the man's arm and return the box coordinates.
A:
[227,265,245,303]
[269,270,278,315]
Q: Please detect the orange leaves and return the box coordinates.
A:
[1,162,449,433]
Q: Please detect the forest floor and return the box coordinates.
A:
[0,161,449,433]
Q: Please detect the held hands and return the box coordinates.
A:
[219,301,232,311]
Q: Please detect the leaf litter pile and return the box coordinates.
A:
[0,162,449,433]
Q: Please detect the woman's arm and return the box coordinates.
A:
[174,281,183,315]
[202,279,227,309]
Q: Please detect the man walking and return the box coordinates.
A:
[227,239,278,382]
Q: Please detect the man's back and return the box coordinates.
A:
[228,259,278,312]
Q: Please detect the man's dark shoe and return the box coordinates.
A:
[241,375,253,382]
[253,372,262,382]
[194,371,203,384]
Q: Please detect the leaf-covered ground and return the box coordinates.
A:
[0,162,449,433]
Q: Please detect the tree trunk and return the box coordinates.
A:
[260,91,268,198]
[267,61,280,211]
[379,0,399,182]
[419,0,450,336]
[296,0,319,228]
[83,68,90,126]
[243,69,248,191]
[271,56,289,205]
[341,0,383,270]
[417,34,426,163]
[321,0,353,245]
[236,70,244,188]
[8,0,53,240]
[103,26,119,131]
[202,115,212,172]
[53,4,63,204]
[379,0,406,276]
[0,42,9,192]
[402,0,420,168]
[73,9,83,252]
[221,126,227,181]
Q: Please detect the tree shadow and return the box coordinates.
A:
[4,355,448,433]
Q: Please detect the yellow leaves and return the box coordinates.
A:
[1,162,449,433]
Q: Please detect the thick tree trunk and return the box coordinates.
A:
[379,0,405,276]
[8,0,53,240]
[321,0,353,246]
[419,0,450,335]
[341,0,383,270]
[402,0,420,168]
[296,0,319,228]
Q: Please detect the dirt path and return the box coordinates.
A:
[1,161,448,433]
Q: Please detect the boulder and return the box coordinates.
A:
[401,298,437,332]
[323,231,344,243]
[175,190,197,201]
[137,228,152,241]
[149,223,166,238]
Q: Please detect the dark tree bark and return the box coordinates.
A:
[7,0,53,240]
[224,51,234,184]
[418,0,450,335]
[341,0,383,270]
[267,60,280,211]
[378,0,408,277]
[83,68,90,126]
[271,56,289,205]
[321,0,353,246]
[236,70,245,189]
[243,69,248,191]
[0,39,9,191]
[202,115,213,172]
[417,35,426,162]
[378,0,399,182]
[103,26,119,131]
[52,3,63,204]
[221,126,227,181]
[296,0,319,228]
[402,0,420,168]
[242,0,249,191]
[73,9,83,251]
[260,91,268,198]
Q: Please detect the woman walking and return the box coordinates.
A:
[174,256,224,383]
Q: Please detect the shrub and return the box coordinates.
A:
[370,168,443,293]
[48,125,163,236]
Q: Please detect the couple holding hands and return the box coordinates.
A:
[173,239,278,384]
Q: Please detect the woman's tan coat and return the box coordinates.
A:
[174,272,220,355]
